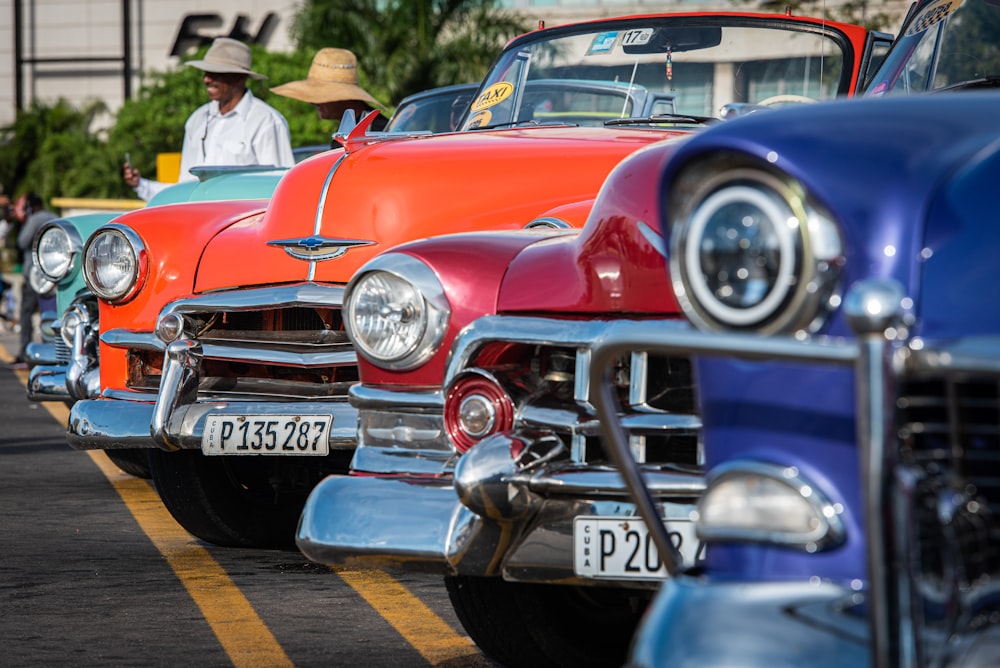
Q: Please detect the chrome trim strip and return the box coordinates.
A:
[159,282,346,317]
[309,153,347,281]
[100,329,163,352]
[198,342,356,368]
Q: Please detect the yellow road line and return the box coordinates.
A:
[9,344,477,666]
[7,348,292,667]
[88,452,295,668]
[335,568,478,665]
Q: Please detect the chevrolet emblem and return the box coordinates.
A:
[267,236,375,261]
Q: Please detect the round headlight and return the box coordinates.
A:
[670,161,842,334]
[344,254,450,370]
[34,222,81,282]
[83,225,147,303]
[28,263,56,296]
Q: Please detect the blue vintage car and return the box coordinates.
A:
[586,3,1000,663]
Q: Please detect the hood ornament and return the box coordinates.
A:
[268,236,375,261]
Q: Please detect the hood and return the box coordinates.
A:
[147,167,289,207]
[194,125,684,293]
[497,137,687,315]
[655,93,1000,339]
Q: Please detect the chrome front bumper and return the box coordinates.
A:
[67,390,358,451]
[298,428,703,585]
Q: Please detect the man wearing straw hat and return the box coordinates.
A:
[124,37,295,201]
[271,48,388,142]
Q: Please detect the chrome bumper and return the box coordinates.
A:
[68,390,358,451]
[298,428,703,584]
[27,365,70,402]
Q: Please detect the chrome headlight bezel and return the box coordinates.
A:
[695,460,846,552]
[33,220,83,283]
[668,155,844,335]
[82,224,148,304]
[343,253,450,371]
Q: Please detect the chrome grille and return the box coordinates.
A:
[131,283,356,399]
[449,316,701,469]
[54,337,71,364]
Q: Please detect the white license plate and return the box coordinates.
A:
[573,515,700,580]
[201,415,332,456]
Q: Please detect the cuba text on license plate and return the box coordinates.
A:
[202,415,331,455]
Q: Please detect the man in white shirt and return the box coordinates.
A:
[124,37,295,201]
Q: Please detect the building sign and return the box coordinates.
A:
[170,12,280,56]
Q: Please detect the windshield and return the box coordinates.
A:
[866,0,1000,95]
[458,16,855,129]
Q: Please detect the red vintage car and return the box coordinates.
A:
[67,12,886,569]
[291,15,892,668]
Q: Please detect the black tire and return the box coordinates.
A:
[104,448,152,479]
[147,449,350,548]
[444,575,649,668]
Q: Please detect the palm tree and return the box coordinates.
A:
[291,0,529,105]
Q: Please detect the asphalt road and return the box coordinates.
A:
[0,327,493,667]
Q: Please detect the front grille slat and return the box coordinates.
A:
[128,304,356,399]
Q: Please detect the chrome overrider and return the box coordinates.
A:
[591,279,1000,668]
[27,295,100,403]
[298,316,704,584]
[67,283,359,451]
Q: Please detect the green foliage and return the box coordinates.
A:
[0,98,115,205]
[292,0,529,104]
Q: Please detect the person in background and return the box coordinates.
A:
[123,37,295,201]
[12,192,56,367]
[270,48,387,146]
[0,191,13,330]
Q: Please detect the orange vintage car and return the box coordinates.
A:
[66,11,888,551]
